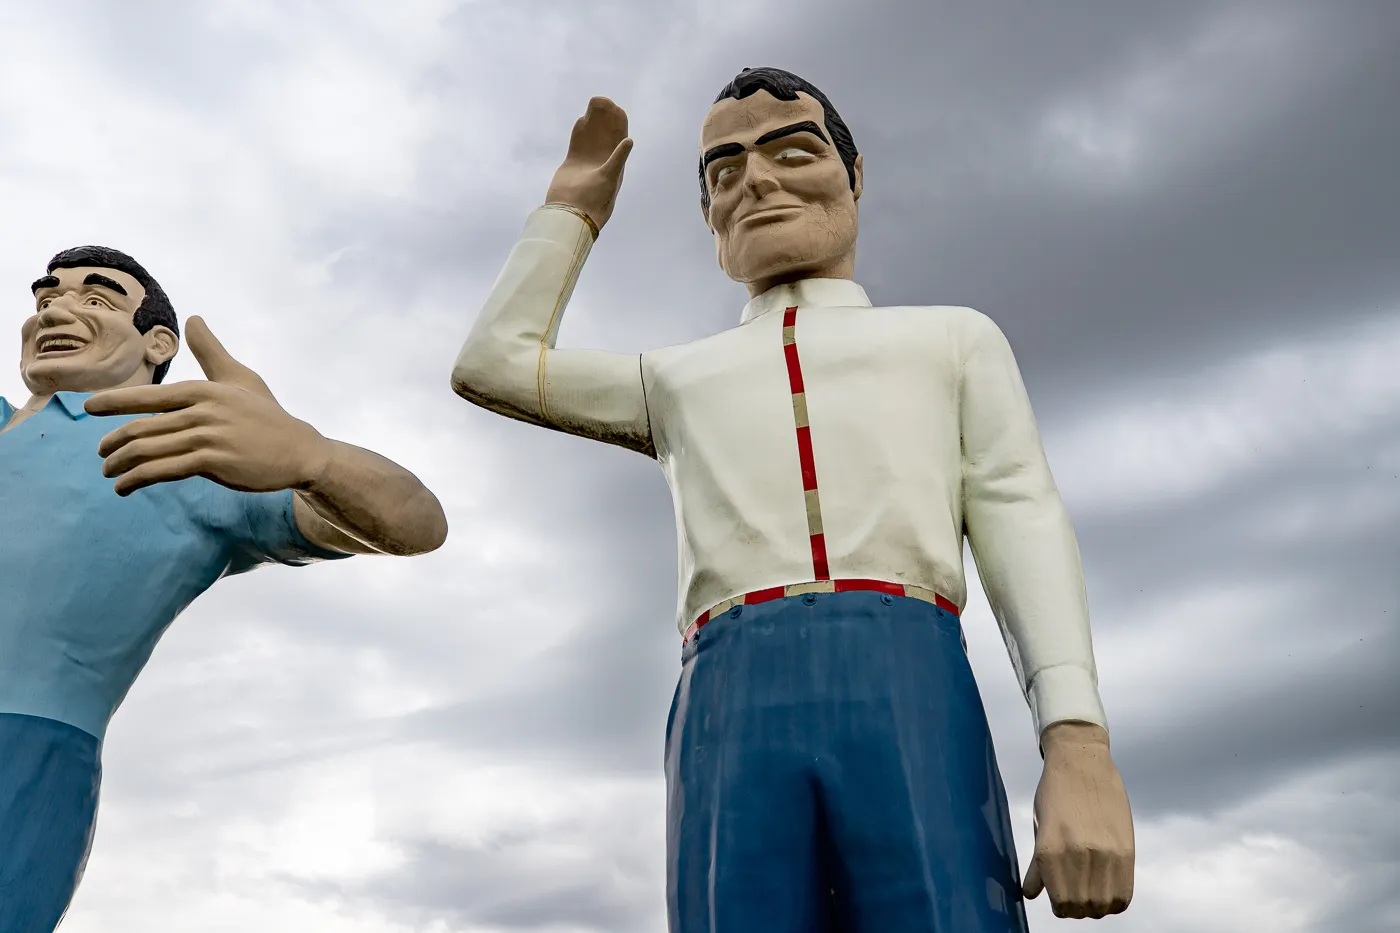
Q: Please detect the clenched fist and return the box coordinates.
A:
[545,96,634,233]
[1023,721,1136,919]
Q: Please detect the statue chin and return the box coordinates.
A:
[726,240,809,280]
[22,358,142,397]
[723,221,858,291]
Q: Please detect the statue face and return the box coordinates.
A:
[21,265,175,394]
[700,89,862,295]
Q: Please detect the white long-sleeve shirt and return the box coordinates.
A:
[454,205,1108,738]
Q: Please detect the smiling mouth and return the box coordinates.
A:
[36,334,90,355]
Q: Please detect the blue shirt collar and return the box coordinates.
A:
[54,392,94,420]
[0,392,94,423]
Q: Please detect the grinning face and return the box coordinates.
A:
[21,265,177,394]
[699,89,862,296]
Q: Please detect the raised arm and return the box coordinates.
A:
[958,308,1134,919]
[450,97,653,456]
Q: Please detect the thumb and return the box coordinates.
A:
[185,316,275,398]
[1022,858,1045,900]
[601,136,633,181]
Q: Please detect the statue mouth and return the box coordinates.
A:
[36,333,90,355]
[737,205,803,226]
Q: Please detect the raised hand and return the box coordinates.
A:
[84,316,331,496]
[544,96,633,233]
[1022,722,1135,918]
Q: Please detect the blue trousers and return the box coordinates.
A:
[0,713,102,933]
[665,590,1029,933]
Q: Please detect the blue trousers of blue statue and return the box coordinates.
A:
[665,589,1030,933]
[0,713,101,933]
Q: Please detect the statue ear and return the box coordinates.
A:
[852,153,863,202]
[144,325,179,368]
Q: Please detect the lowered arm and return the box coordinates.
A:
[959,310,1108,747]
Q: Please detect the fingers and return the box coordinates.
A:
[185,316,275,397]
[85,382,208,417]
[1035,845,1134,919]
[100,430,217,480]
[1039,844,1086,918]
[585,96,627,132]
[1079,848,1132,918]
[569,96,630,160]
[109,451,212,496]
[1103,845,1134,915]
[96,408,207,457]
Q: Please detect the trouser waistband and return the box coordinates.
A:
[684,578,960,643]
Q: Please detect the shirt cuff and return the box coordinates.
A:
[1027,663,1109,739]
[530,203,598,253]
[542,202,599,240]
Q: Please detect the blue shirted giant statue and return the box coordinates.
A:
[0,246,449,931]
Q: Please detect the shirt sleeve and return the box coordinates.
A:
[450,205,654,456]
[958,309,1109,742]
[222,488,352,577]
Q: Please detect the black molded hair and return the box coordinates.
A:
[699,66,859,212]
[47,245,178,384]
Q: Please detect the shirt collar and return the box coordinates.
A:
[0,392,93,423]
[54,392,94,420]
[740,277,873,324]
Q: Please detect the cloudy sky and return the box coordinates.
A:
[2,1,1397,930]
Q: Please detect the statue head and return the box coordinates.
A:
[698,67,863,297]
[22,246,180,395]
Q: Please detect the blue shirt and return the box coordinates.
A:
[0,392,348,740]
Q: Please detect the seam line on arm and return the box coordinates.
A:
[536,221,592,422]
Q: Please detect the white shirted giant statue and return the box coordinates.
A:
[451,66,1135,932]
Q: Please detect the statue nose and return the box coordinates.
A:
[37,300,79,326]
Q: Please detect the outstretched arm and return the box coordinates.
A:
[84,316,448,557]
[289,441,447,556]
[451,97,653,456]
[958,309,1133,919]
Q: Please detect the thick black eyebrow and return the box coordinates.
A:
[31,275,59,294]
[82,272,128,296]
[701,141,745,169]
[754,120,828,147]
[702,120,831,171]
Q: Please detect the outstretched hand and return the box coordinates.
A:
[544,96,633,232]
[84,316,330,496]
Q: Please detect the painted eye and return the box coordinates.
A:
[716,165,737,181]
[38,298,52,310]
[86,297,105,307]
[775,147,809,160]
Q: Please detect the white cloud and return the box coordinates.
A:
[1112,753,1396,933]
